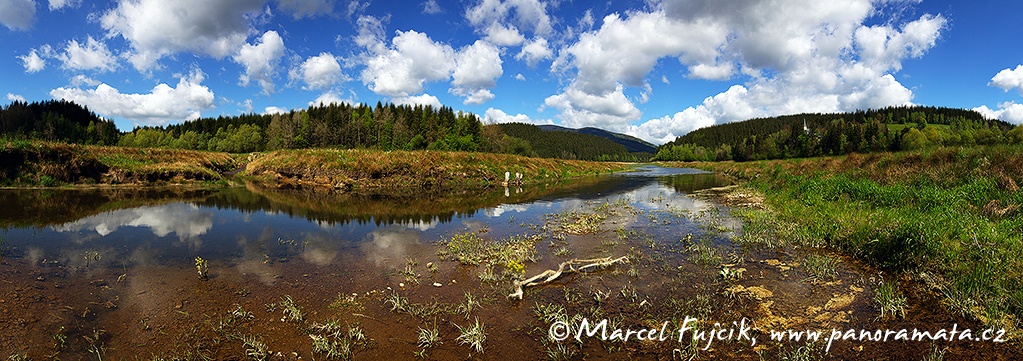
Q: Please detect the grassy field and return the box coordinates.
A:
[1,140,239,187]
[244,148,632,191]
[670,145,1023,332]
[1,140,632,189]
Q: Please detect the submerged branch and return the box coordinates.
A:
[507,256,629,300]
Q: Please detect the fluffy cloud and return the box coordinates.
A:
[484,23,525,46]
[393,93,442,109]
[483,107,551,124]
[264,106,289,115]
[19,46,49,73]
[58,36,118,72]
[275,0,332,19]
[309,91,352,106]
[100,0,264,71]
[451,40,502,104]
[49,69,216,126]
[234,30,286,94]
[516,37,552,66]
[465,0,552,48]
[0,0,35,30]
[293,52,344,90]
[544,84,641,131]
[7,93,26,102]
[550,0,945,143]
[975,102,1023,125]
[360,29,455,97]
[990,65,1023,94]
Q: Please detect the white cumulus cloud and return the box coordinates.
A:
[393,93,442,109]
[293,52,344,90]
[7,93,27,102]
[100,0,264,71]
[465,0,552,40]
[360,29,455,97]
[483,107,551,124]
[50,69,216,126]
[19,46,50,73]
[516,37,552,66]
[234,30,286,94]
[975,102,1023,125]
[309,91,353,106]
[58,36,117,72]
[990,65,1023,94]
[451,40,503,104]
[264,106,289,115]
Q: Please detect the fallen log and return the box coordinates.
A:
[507,256,629,300]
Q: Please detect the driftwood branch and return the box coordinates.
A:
[507,256,629,300]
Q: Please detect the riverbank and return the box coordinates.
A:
[668,145,1023,334]
[244,148,631,192]
[0,141,632,190]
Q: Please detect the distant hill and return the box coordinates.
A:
[537,124,657,154]
[655,105,1020,162]
[494,123,643,161]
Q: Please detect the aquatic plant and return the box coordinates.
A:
[240,335,270,361]
[276,295,304,323]
[194,256,208,281]
[874,280,907,320]
[384,292,409,313]
[417,324,442,348]
[457,292,481,317]
[802,254,839,283]
[454,317,486,354]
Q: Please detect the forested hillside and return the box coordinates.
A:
[536,124,657,154]
[0,100,120,145]
[495,123,643,161]
[655,106,1023,162]
[119,102,485,153]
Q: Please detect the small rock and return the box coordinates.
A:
[432,282,442,287]
[398,282,405,288]
[451,279,457,284]
[426,262,433,268]
[36,276,45,281]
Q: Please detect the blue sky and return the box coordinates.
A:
[2,0,1022,144]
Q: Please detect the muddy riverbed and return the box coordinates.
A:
[0,166,1016,360]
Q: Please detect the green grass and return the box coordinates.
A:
[874,280,908,320]
[686,145,1023,333]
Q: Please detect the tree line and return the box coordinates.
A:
[654,106,1023,162]
[119,102,486,153]
[0,100,119,145]
[0,100,646,162]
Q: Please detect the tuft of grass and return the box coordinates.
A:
[275,295,304,323]
[802,254,839,283]
[454,317,486,354]
[417,324,442,349]
[240,335,270,361]
[874,280,908,320]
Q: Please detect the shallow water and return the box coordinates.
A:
[0,166,1015,360]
